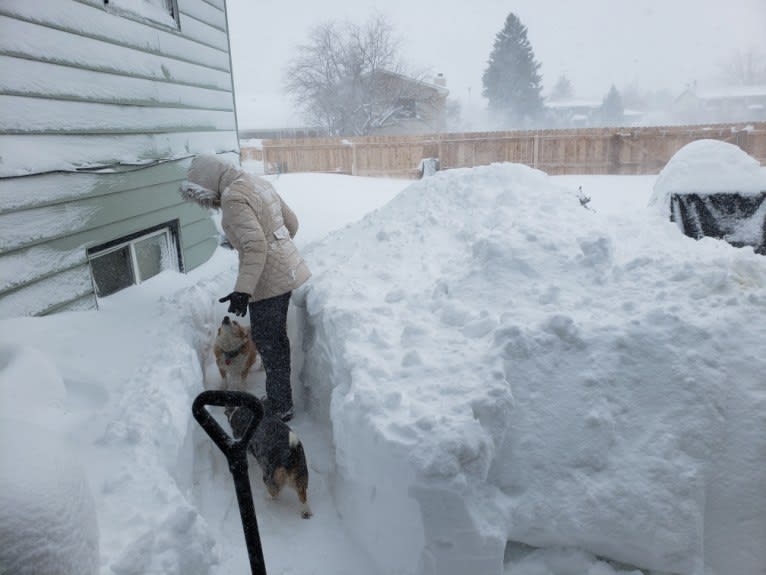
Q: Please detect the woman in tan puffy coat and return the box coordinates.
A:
[181,154,311,421]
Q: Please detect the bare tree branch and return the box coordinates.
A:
[283,14,445,136]
[718,47,766,86]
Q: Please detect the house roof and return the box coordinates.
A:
[545,98,602,110]
[677,84,766,102]
[371,69,450,98]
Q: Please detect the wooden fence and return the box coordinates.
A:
[241,122,766,179]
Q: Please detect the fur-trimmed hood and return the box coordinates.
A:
[179,154,243,209]
[181,154,311,300]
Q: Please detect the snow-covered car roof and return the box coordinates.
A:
[648,138,766,216]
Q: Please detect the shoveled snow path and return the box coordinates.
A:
[191,312,379,575]
[191,173,659,575]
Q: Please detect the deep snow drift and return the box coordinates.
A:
[0,165,764,575]
[298,163,766,575]
[0,415,99,575]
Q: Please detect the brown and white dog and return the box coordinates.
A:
[213,316,258,391]
[226,398,312,519]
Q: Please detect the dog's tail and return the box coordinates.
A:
[287,435,311,518]
[287,434,308,477]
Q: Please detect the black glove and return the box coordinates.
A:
[219,292,250,317]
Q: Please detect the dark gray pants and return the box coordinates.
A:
[249,291,293,413]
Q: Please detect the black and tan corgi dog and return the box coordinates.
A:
[214,316,258,391]
[226,397,312,519]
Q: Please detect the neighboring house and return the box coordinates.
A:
[622,108,644,126]
[544,98,602,128]
[673,85,766,124]
[239,127,328,140]
[0,0,239,318]
[545,98,644,128]
[369,71,449,136]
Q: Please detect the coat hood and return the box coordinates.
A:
[179,154,243,209]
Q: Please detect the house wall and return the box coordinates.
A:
[673,90,766,125]
[370,74,448,136]
[0,0,238,318]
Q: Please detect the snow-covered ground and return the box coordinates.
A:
[1,163,765,575]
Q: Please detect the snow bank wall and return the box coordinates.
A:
[0,326,206,575]
[96,269,235,575]
[0,416,99,575]
[299,164,766,575]
[0,252,239,575]
[302,303,510,575]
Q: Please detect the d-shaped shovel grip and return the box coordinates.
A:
[192,390,264,458]
[192,390,267,575]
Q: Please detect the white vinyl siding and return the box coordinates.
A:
[0,96,235,134]
[0,2,228,70]
[0,0,237,317]
[0,17,231,91]
[0,56,234,110]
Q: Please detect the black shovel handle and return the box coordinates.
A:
[192,390,266,575]
[192,390,264,457]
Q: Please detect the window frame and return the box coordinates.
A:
[87,220,183,298]
[103,0,181,30]
[396,97,418,119]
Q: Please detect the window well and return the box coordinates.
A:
[88,221,181,298]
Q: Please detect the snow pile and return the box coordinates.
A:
[648,139,766,216]
[0,256,239,575]
[299,163,766,575]
[0,348,99,575]
[79,268,240,575]
[1,168,764,575]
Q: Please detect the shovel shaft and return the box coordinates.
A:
[192,390,267,575]
[230,452,266,575]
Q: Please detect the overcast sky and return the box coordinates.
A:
[225,0,766,129]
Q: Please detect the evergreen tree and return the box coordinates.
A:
[621,82,646,111]
[549,74,574,102]
[600,84,624,126]
[482,13,544,128]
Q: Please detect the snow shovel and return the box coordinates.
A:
[192,390,267,575]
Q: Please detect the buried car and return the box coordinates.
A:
[648,138,766,254]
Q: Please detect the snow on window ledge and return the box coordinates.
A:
[104,0,179,30]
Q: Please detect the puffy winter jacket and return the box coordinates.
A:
[181,154,311,301]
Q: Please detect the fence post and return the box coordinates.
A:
[533,133,540,169]
[609,132,622,174]
[351,140,357,176]
[736,128,750,157]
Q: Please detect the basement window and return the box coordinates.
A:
[104,0,180,29]
[88,222,182,298]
